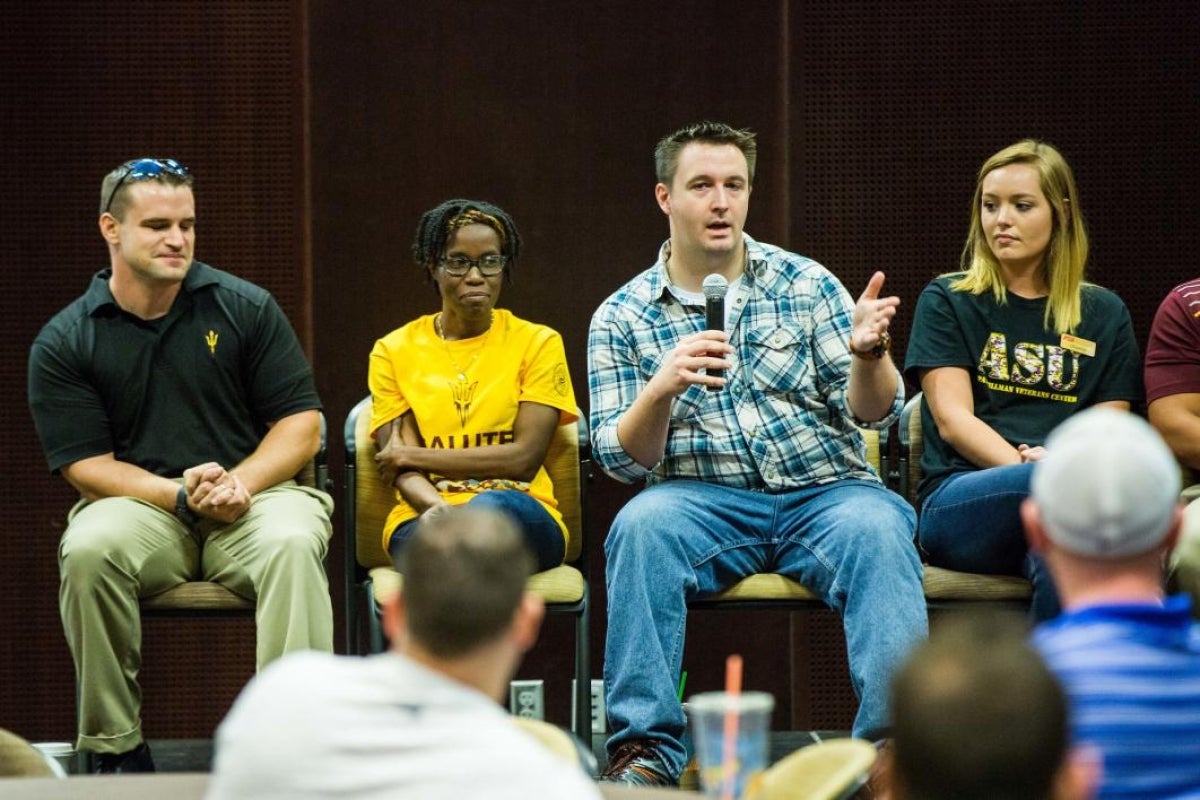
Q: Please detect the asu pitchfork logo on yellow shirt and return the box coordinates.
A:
[450,378,477,427]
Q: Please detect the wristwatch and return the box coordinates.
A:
[849,330,891,360]
[175,485,199,525]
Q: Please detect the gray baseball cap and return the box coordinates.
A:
[1031,408,1180,558]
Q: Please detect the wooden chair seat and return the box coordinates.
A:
[137,415,329,620]
[688,565,1032,611]
[922,565,1032,602]
[368,563,587,607]
[140,582,255,613]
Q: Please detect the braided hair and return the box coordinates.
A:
[411,199,521,287]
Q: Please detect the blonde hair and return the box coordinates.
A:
[950,140,1088,333]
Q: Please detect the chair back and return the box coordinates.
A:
[898,392,924,503]
[861,427,881,475]
[0,729,59,778]
[757,738,876,800]
[346,397,583,572]
[511,717,580,765]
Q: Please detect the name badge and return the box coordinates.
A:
[1060,333,1096,357]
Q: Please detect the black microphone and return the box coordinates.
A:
[702,273,729,391]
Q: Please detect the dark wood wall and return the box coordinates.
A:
[3,0,1197,741]
[308,0,1200,730]
[1,1,310,741]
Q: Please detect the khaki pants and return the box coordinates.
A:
[58,482,334,754]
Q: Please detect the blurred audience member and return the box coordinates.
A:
[1025,408,1200,798]
[889,611,1094,800]
[207,508,600,799]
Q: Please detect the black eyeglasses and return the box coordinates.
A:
[438,254,507,277]
[103,158,190,214]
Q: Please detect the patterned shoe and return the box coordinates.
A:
[600,739,677,787]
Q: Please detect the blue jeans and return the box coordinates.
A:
[604,478,926,777]
[917,464,1061,621]
[387,490,566,572]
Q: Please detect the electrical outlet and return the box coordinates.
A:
[509,679,544,720]
[589,679,606,734]
[572,678,606,734]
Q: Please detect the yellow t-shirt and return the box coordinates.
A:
[367,309,578,555]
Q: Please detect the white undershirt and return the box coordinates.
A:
[667,274,744,331]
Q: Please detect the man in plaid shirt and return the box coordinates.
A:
[590,121,927,787]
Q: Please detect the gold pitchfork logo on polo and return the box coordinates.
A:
[206,330,219,356]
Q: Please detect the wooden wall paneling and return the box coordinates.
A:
[788,1,1200,380]
[308,0,797,728]
[0,0,309,740]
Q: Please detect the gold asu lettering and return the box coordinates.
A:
[977,333,1081,394]
[1011,342,1044,386]
[1045,346,1079,391]
[979,332,1011,381]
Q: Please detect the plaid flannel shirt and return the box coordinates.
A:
[587,234,902,489]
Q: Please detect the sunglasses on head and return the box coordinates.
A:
[103,158,190,214]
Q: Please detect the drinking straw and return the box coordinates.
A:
[721,653,743,800]
[677,670,688,702]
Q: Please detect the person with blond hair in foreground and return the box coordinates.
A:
[207,508,600,799]
[1025,408,1200,798]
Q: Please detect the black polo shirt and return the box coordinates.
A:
[28,261,321,477]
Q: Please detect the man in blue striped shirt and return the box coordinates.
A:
[1025,408,1200,799]
[589,121,927,787]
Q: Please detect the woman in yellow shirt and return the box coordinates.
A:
[368,199,578,569]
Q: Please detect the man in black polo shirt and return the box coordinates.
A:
[27,158,334,773]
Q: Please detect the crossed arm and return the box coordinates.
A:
[373,401,561,515]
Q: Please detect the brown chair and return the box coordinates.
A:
[139,414,331,616]
[342,396,591,740]
[898,392,1033,607]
